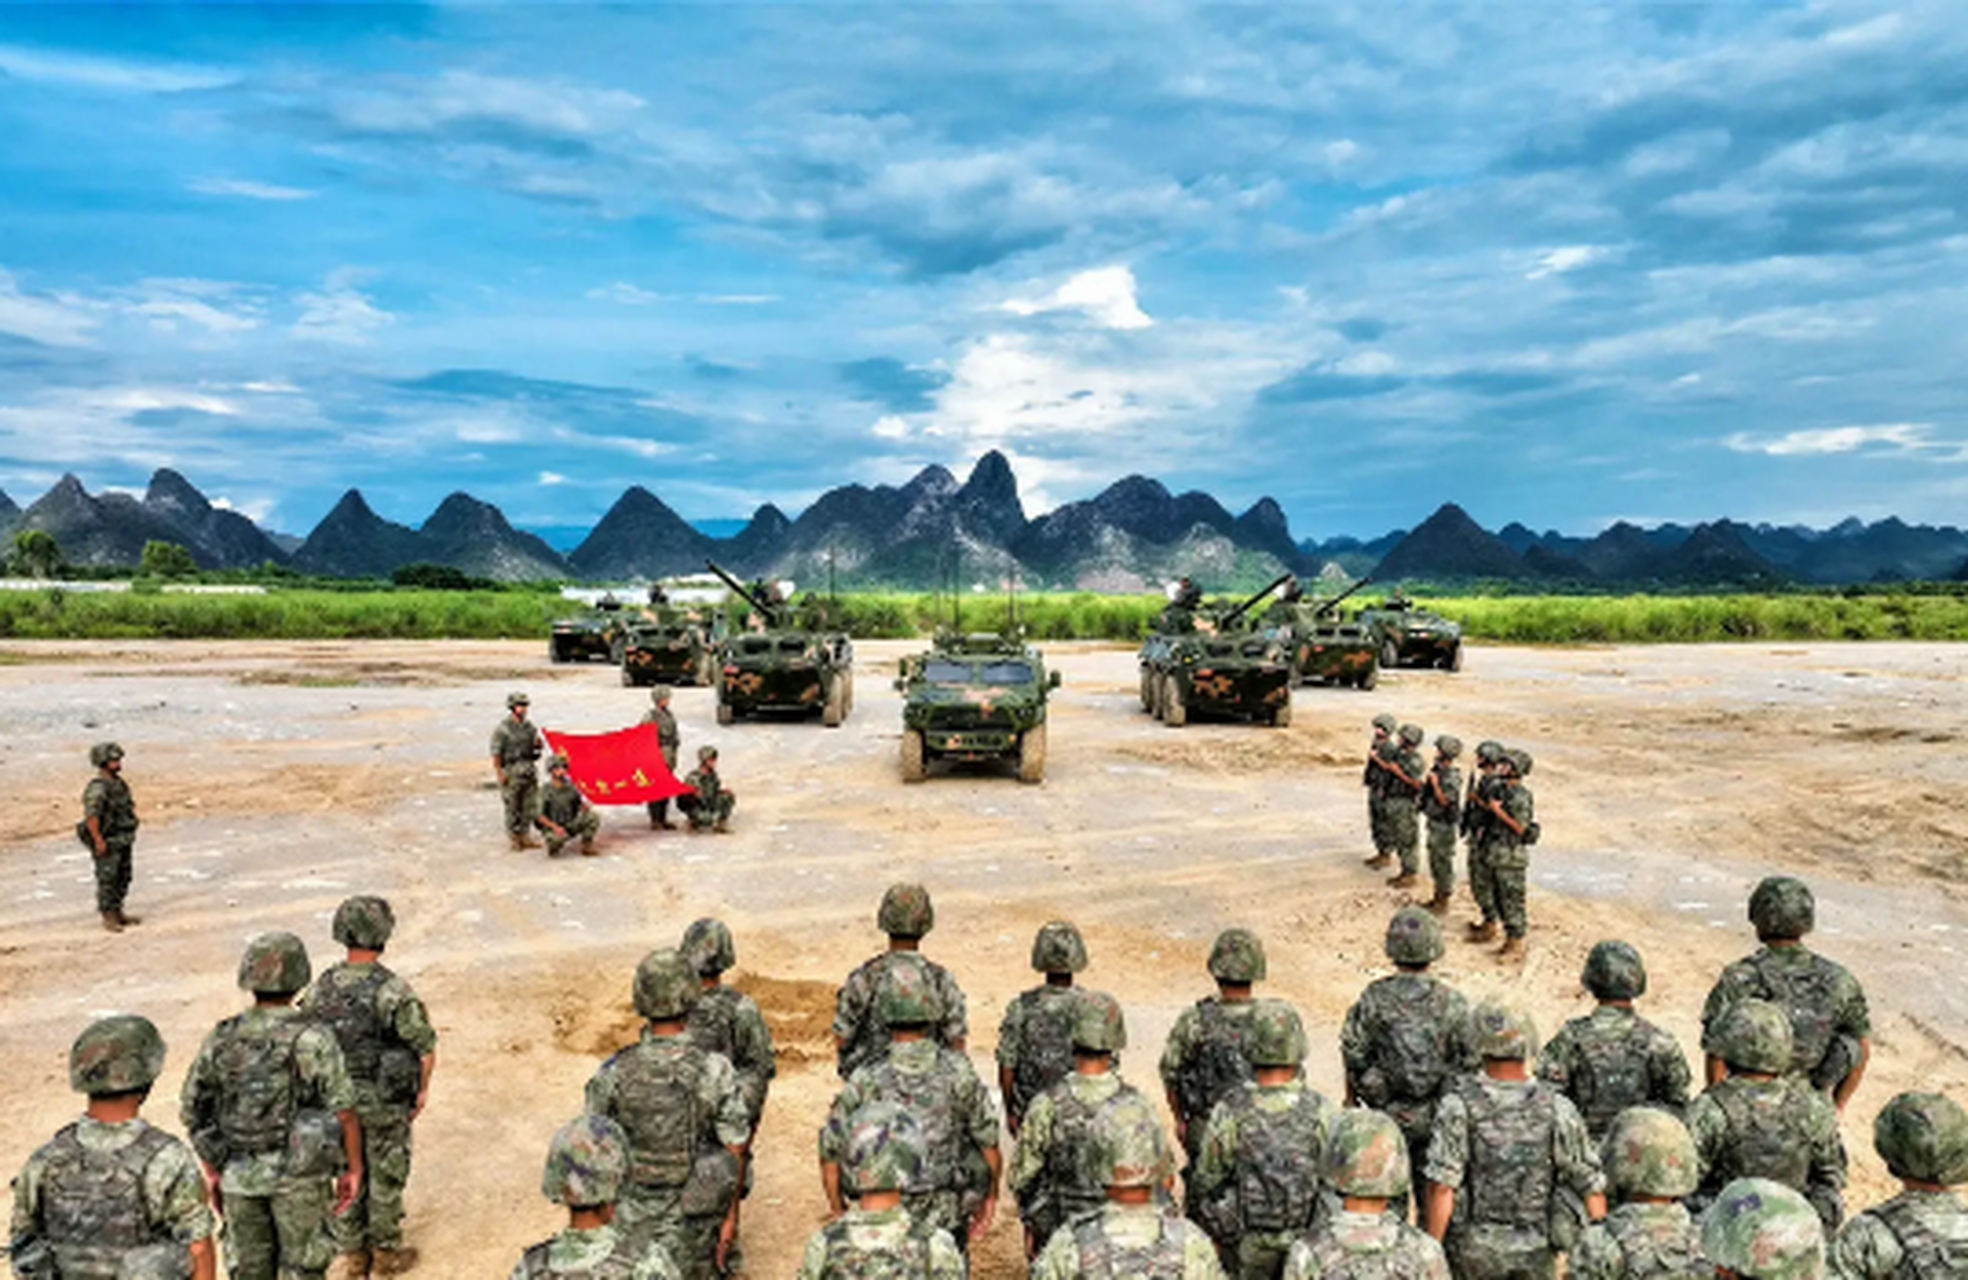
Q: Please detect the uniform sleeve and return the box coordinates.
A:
[1551,1095,1606,1198]
[1338,997,1372,1084]
[1699,964,1753,1047]
[731,997,775,1120]
[298,1026,358,1113]
[1418,1233,1452,1280]
[817,1082,860,1164]
[490,724,506,757]
[1183,1224,1229,1278]
[1567,1224,1618,1280]
[636,1237,684,1280]
[1826,1211,1899,1280]
[145,1137,216,1244]
[1188,1105,1239,1200]
[937,968,968,1047]
[179,1032,222,1149]
[1029,1225,1079,1280]
[1648,1024,1693,1113]
[1423,1092,1469,1190]
[1009,1095,1054,1193]
[1804,1092,1848,1227]
[584,1062,617,1119]
[1442,990,1479,1075]
[383,978,440,1056]
[9,1147,47,1251]
[1684,1093,1724,1182]
[927,1230,967,1280]
[82,778,108,819]
[1835,965,1872,1040]
[704,1054,751,1148]
[1160,1007,1199,1091]
[795,1229,829,1280]
[831,964,868,1044]
[996,994,1027,1069]
[1537,1025,1576,1092]
[1281,1237,1317,1280]
[957,1061,1001,1151]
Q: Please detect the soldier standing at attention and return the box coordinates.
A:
[1700,876,1871,1109]
[536,755,602,857]
[510,1115,681,1280]
[1424,999,1607,1279]
[1461,741,1504,938]
[81,740,141,931]
[301,896,438,1279]
[1364,714,1399,870]
[1828,1091,1968,1277]
[678,915,774,1271]
[1378,723,1429,890]
[1570,1108,1708,1280]
[798,1103,965,1280]
[999,921,1094,1136]
[491,692,544,850]
[9,1015,218,1280]
[1281,1109,1450,1280]
[1479,748,1538,960]
[1420,736,1463,915]
[181,933,363,1280]
[584,950,749,1280]
[1538,941,1693,1142]
[1030,1103,1226,1280]
[1189,1002,1340,1279]
[1700,1179,1825,1280]
[676,746,735,833]
[1161,928,1274,1165]
[833,883,968,1078]
[643,685,682,830]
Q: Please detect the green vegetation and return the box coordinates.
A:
[1431,592,1968,643]
[138,540,198,579]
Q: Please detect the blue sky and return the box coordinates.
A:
[1,2,1963,541]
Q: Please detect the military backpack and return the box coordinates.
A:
[308,965,421,1107]
[1173,1001,1255,1132]
[1232,1088,1331,1236]
[34,1123,185,1280]
[1290,1231,1430,1280]
[608,1041,706,1190]
[810,1216,940,1279]
[1032,1085,1144,1242]
[1365,983,1453,1106]
[1459,1080,1559,1232]
[1600,1212,1708,1280]
[515,1235,642,1279]
[1007,986,1081,1126]
[1565,1018,1658,1136]
[1071,1213,1187,1280]
[196,1014,340,1175]
[862,1053,969,1195]
[1865,1197,1968,1280]
[1744,952,1846,1088]
[1707,1080,1816,1190]
[685,989,740,1070]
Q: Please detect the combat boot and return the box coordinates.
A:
[101,910,124,933]
[1387,872,1419,889]
[580,837,598,856]
[508,833,527,852]
[1465,920,1499,943]
[1424,892,1452,916]
[333,1249,373,1279]
[1496,936,1527,962]
[1363,853,1393,870]
[371,1246,419,1276]
[116,909,140,926]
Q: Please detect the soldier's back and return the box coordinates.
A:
[1570,1202,1707,1280]
[512,1224,680,1280]
[1282,1209,1450,1280]
[999,982,1085,1126]
[13,1116,209,1280]
[833,951,968,1077]
[1538,1006,1690,1139]
[1033,1203,1225,1280]
[797,1207,964,1280]
[1829,1189,1968,1280]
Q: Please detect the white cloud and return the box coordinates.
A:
[538,471,568,486]
[0,270,99,347]
[292,269,393,344]
[696,294,780,306]
[1722,424,1935,457]
[1000,266,1152,330]
[130,294,260,336]
[587,282,663,306]
[1336,350,1397,376]
[189,178,318,202]
[240,380,302,395]
[0,45,233,93]
[870,416,911,440]
[211,494,277,524]
[97,388,241,417]
[332,70,643,138]
[1525,245,1607,280]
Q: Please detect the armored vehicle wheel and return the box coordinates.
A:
[1380,639,1400,669]
[551,647,570,664]
[901,729,927,783]
[823,676,846,727]
[620,666,638,687]
[1358,664,1379,691]
[843,671,856,715]
[716,700,734,726]
[1271,700,1292,728]
[1161,674,1187,727]
[1018,723,1047,784]
[1139,669,1155,712]
[1445,644,1463,672]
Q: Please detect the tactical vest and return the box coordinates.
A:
[1565,1017,1657,1136]
[1174,1001,1254,1130]
[516,1235,643,1280]
[1366,982,1452,1106]
[610,1042,706,1189]
[310,965,394,1081]
[1708,1080,1814,1191]
[812,1217,939,1279]
[212,1014,309,1156]
[1745,952,1844,1086]
[1037,1084,1139,1236]
[1007,986,1080,1125]
[865,1053,966,1193]
[1868,1196,1968,1280]
[1292,1230,1424,1280]
[38,1123,179,1280]
[1461,1081,1558,1230]
[1422,764,1460,822]
[1233,1089,1329,1235]
[686,989,739,1067]
[86,777,139,841]
[1072,1212,1187,1280]
[1603,1211,1708,1280]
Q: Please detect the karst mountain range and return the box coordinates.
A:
[5,452,1965,589]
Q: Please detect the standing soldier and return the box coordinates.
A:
[511,1115,681,1280]
[1423,999,1607,1279]
[1420,736,1463,914]
[833,883,968,1078]
[1377,723,1428,890]
[1828,1091,1968,1278]
[1189,1002,1340,1279]
[679,914,773,1272]
[9,1015,218,1280]
[181,933,363,1280]
[1570,1108,1707,1280]
[676,746,734,833]
[536,756,602,857]
[1477,749,1538,960]
[1700,876,1871,1109]
[584,950,749,1280]
[799,1103,965,1280]
[643,686,681,830]
[1364,714,1399,870]
[1011,991,1152,1257]
[1161,928,1274,1164]
[1684,1000,1845,1231]
[1341,908,1476,1198]
[1030,1104,1225,1280]
[999,921,1093,1135]
[1282,1109,1450,1280]
[491,692,544,851]
[1699,1179,1825,1280]
[1538,941,1693,1142]
[301,896,438,1279]
[81,740,141,931]
[1461,741,1504,938]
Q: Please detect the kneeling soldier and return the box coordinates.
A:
[537,755,601,857]
[678,747,734,833]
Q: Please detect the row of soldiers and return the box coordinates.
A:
[1363,715,1537,958]
[11,878,1962,1278]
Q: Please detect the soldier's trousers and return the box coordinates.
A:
[678,793,734,831]
[618,1187,723,1280]
[224,1179,335,1280]
[543,809,602,855]
[1444,1232,1556,1280]
[93,840,134,912]
[1469,843,1499,924]
[1493,848,1529,937]
[1367,794,1391,853]
[1386,803,1421,875]
[501,768,539,837]
[333,1112,413,1252]
[1427,819,1458,896]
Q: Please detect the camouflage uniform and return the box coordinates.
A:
[1570,1108,1707,1280]
[1011,991,1148,1251]
[1161,929,1272,1162]
[537,767,602,856]
[1422,738,1463,903]
[9,1015,216,1280]
[1386,725,1428,880]
[1029,1104,1225,1280]
[491,698,544,843]
[81,742,139,920]
[180,935,356,1280]
[1365,715,1398,865]
[834,886,968,1078]
[1489,753,1537,940]
[999,923,1093,1131]
[679,920,775,1134]
[803,1100,965,1279]
[641,690,681,829]
[1699,1178,1825,1280]
[1828,1091,1968,1279]
[1462,743,1504,933]
[1537,943,1691,1141]
[511,1114,682,1280]
[1283,1109,1448,1280]
[677,748,733,832]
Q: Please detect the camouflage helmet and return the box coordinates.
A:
[1470,999,1538,1061]
[1476,740,1503,765]
[697,744,718,762]
[632,949,701,1020]
[331,895,396,950]
[875,958,944,1027]
[1371,713,1397,734]
[1398,722,1424,746]
[1207,927,1267,983]
[1436,734,1463,758]
[877,883,934,938]
[680,917,736,976]
[1244,1000,1308,1067]
[1873,1091,1968,1185]
[650,684,673,704]
[89,741,126,768]
[1699,1178,1825,1280]
[1711,998,1793,1075]
[507,691,530,708]
[69,1015,167,1095]
[1030,921,1088,974]
[1323,1108,1411,1198]
[840,1101,928,1194]
[1385,906,1445,966]
[1071,990,1128,1053]
[1603,1107,1699,1199]
[1506,749,1533,777]
[237,931,312,996]
[548,753,571,771]
[1582,940,1647,1001]
[1090,1095,1175,1188]
[1748,876,1815,940]
[541,1114,630,1207]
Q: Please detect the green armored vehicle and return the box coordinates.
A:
[1263,576,1379,690]
[705,561,855,726]
[895,631,1060,784]
[1358,592,1465,671]
[1139,574,1296,727]
[548,594,629,663]
[617,604,723,687]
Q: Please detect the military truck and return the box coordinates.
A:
[548,595,629,663]
[616,604,722,687]
[1357,593,1465,671]
[1139,574,1296,727]
[705,560,855,726]
[895,631,1060,784]
[1263,576,1380,690]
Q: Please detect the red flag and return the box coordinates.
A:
[543,725,693,806]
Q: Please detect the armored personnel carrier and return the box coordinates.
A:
[1138,574,1296,727]
[1261,576,1379,690]
[548,594,628,663]
[617,604,723,687]
[895,631,1059,783]
[705,561,855,726]
[1357,593,1465,671]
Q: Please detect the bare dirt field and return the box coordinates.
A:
[3,638,1966,1277]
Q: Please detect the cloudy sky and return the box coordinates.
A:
[1,2,1963,541]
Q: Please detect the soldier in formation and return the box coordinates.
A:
[679,919,775,1146]
[180,932,363,1280]
[999,921,1095,1136]
[1538,941,1692,1141]
[1161,928,1275,1164]
[301,896,437,1279]
[81,740,142,931]
[510,1115,681,1279]
[1282,1109,1450,1280]
[834,883,968,1078]
[642,685,682,830]
[1570,1107,1707,1280]
[1380,723,1429,890]
[799,1103,965,1280]
[676,746,734,833]
[1420,735,1463,915]
[490,691,545,850]
[1701,1178,1825,1280]
[10,1014,219,1280]
[1476,748,1537,960]
[1461,741,1505,940]
[536,754,602,856]
[1828,1090,1968,1278]
[1030,1103,1226,1280]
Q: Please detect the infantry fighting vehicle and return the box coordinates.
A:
[548,594,629,663]
[705,560,855,726]
[1138,574,1296,727]
[616,604,723,687]
[895,631,1060,784]
[1262,576,1379,690]
[1357,593,1465,671]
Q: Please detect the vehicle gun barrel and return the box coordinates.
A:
[704,559,780,624]
[1221,571,1298,626]
[1312,574,1375,615]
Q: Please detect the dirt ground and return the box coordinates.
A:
[2,637,1965,1277]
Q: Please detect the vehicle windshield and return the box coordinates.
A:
[778,638,806,653]
[979,661,1033,684]
[740,637,771,654]
[923,659,974,683]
